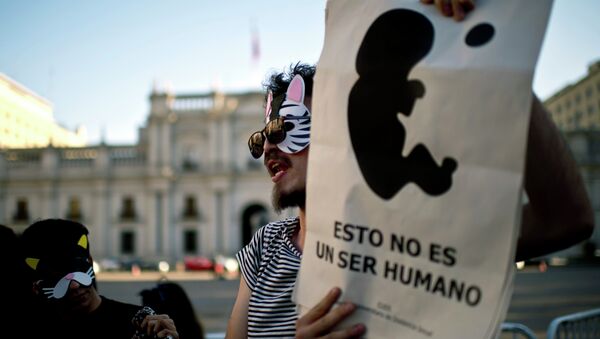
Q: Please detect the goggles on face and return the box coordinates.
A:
[248,115,311,159]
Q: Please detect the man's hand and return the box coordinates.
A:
[420,0,475,21]
[296,287,366,339]
[139,313,179,339]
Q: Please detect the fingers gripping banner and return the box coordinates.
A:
[293,0,552,338]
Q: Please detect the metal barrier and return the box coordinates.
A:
[501,322,537,339]
[547,308,600,339]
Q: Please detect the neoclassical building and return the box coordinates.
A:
[3,68,599,264]
[545,59,600,131]
[0,73,87,149]
[0,89,289,263]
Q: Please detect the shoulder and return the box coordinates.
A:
[237,216,298,262]
[262,217,299,237]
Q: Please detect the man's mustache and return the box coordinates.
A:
[264,149,292,167]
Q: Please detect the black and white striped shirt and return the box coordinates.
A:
[236,217,302,338]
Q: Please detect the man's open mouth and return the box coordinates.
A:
[267,158,291,181]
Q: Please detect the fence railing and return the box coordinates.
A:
[501,322,537,339]
[547,308,600,339]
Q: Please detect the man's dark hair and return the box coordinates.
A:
[21,219,92,280]
[263,62,316,101]
[21,219,90,256]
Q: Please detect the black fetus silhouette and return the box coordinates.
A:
[348,9,457,200]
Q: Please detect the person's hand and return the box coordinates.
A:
[296,287,366,339]
[140,314,179,339]
[420,0,475,21]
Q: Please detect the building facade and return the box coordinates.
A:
[2,63,599,264]
[0,73,87,149]
[554,130,600,258]
[545,60,600,131]
[0,89,287,264]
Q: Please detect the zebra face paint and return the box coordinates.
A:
[268,75,311,154]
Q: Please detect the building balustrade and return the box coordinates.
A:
[172,96,214,111]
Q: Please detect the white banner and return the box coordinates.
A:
[293,0,552,338]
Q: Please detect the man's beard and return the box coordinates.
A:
[272,186,306,213]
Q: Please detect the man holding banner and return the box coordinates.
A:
[226,1,594,338]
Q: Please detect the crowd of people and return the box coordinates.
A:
[2,1,595,339]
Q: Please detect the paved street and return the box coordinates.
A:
[505,264,600,338]
[97,264,600,338]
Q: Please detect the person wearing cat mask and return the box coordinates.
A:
[20,218,180,339]
[226,1,593,338]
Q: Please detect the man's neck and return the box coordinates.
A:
[294,208,306,253]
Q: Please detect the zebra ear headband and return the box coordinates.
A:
[268,75,311,154]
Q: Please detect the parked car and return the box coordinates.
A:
[96,258,122,272]
[120,257,164,272]
[214,254,239,274]
[184,256,214,271]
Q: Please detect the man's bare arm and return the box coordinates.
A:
[516,94,594,261]
[225,276,251,339]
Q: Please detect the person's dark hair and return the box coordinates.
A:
[0,224,21,280]
[20,218,93,282]
[1,224,33,336]
[140,281,205,339]
[263,62,316,101]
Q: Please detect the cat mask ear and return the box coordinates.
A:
[26,257,40,270]
[78,234,88,249]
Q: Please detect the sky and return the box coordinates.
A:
[1,0,599,145]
